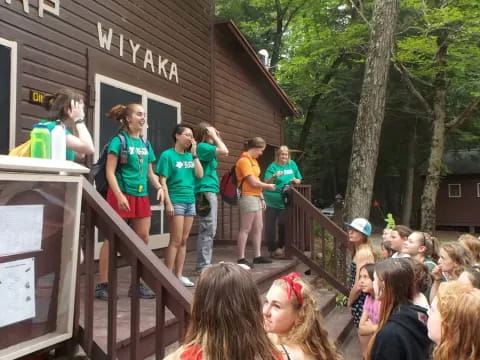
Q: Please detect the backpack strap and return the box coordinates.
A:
[237,154,256,192]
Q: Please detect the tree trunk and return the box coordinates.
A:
[420,31,448,233]
[401,121,417,225]
[344,0,401,222]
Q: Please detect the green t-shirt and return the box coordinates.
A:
[41,119,75,161]
[156,148,196,204]
[263,160,302,209]
[107,132,156,196]
[195,142,218,194]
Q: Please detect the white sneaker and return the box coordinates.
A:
[180,276,195,287]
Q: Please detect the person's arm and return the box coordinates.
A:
[105,153,130,212]
[159,175,173,217]
[359,311,377,335]
[429,265,443,303]
[245,175,275,191]
[65,101,94,156]
[191,140,204,179]
[291,161,302,184]
[206,127,229,156]
[147,163,164,203]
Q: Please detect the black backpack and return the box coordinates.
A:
[91,134,149,198]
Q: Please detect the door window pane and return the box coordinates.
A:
[99,83,142,148]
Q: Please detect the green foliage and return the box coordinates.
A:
[216,0,480,219]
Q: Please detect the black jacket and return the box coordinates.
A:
[371,304,432,360]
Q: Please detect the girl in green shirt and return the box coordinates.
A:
[264,146,302,258]
[96,103,164,301]
[157,124,203,287]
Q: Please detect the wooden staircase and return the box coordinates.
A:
[75,246,354,359]
[55,182,359,359]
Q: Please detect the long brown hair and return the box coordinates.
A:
[43,88,84,123]
[433,281,480,360]
[106,103,142,132]
[441,242,472,278]
[183,263,278,360]
[367,259,414,359]
[271,276,342,360]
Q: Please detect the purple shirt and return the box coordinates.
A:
[363,294,381,325]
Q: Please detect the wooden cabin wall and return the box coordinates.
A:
[0,0,213,143]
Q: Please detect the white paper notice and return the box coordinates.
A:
[0,205,44,256]
[0,258,36,327]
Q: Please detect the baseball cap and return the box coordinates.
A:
[346,218,372,237]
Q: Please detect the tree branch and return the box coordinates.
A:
[284,0,309,31]
[446,98,480,130]
[349,0,371,29]
[393,61,433,116]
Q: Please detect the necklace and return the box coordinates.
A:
[136,138,147,193]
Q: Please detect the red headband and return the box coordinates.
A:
[280,272,303,306]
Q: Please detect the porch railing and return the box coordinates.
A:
[77,178,192,359]
[285,187,350,295]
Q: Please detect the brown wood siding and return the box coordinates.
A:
[436,176,480,226]
[0,0,212,143]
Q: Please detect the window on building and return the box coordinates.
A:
[0,38,17,154]
[448,184,461,198]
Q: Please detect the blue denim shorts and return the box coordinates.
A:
[172,202,196,216]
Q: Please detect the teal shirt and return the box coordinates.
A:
[41,119,75,160]
[263,160,302,209]
[195,142,218,194]
[156,148,196,204]
[107,131,156,196]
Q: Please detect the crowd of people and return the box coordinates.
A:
[348,218,480,360]
[22,89,480,359]
[86,97,303,299]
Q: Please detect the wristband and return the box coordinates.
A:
[192,155,198,160]
[75,119,85,125]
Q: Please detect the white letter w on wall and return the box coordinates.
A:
[97,22,113,51]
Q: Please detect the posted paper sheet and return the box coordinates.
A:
[0,258,36,327]
[0,204,44,256]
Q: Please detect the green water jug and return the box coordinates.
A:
[30,123,51,158]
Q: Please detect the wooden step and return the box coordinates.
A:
[81,246,298,360]
[323,306,354,345]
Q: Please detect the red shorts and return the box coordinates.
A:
[106,188,152,219]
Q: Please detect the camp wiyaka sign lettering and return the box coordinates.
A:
[3,0,60,17]
[4,1,179,84]
[97,23,179,84]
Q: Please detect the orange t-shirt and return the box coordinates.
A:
[235,152,262,196]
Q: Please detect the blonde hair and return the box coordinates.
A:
[272,276,342,360]
[458,234,480,264]
[275,145,291,163]
[441,242,472,278]
[433,281,480,360]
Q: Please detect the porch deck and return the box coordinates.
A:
[78,245,299,358]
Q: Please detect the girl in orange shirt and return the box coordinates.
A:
[235,137,275,268]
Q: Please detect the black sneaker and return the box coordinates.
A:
[95,283,109,301]
[253,256,273,264]
[129,283,156,299]
[237,258,253,269]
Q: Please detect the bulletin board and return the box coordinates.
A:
[0,173,82,360]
